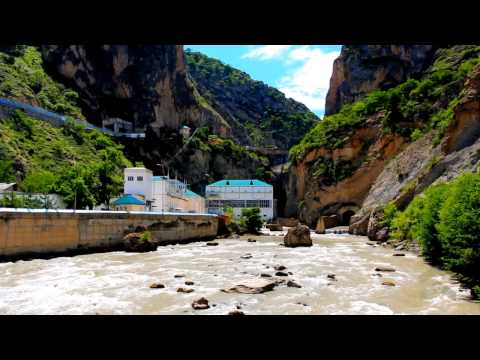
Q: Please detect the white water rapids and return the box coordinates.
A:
[1,229,479,315]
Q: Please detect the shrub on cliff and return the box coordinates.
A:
[239,207,263,234]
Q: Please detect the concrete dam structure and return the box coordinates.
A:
[0,209,218,260]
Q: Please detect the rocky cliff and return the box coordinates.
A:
[287,45,480,231]
[325,45,437,115]
[40,45,230,136]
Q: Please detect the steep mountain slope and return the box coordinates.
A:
[185,49,318,150]
[0,46,130,208]
[287,45,480,228]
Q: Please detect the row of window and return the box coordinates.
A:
[127,176,143,181]
[207,200,271,209]
[206,187,272,193]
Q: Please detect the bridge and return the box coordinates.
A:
[0,97,145,139]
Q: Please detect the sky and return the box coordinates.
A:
[185,45,342,117]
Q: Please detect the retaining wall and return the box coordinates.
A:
[0,209,218,260]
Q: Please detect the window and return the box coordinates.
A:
[137,176,143,181]
[127,176,134,181]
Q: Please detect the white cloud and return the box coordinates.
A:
[277,46,340,113]
[242,45,292,60]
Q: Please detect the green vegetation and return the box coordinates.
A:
[310,157,355,185]
[188,127,273,182]
[239,207,263,234]
[0,46,131,210]
[290,46,480,163]
[140,231,153,242]
[0,110,131,209]
[0,46,84,119]
[389,172,480,297]
[185,49,318,149]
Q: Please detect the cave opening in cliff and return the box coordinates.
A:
[341,210,355,226]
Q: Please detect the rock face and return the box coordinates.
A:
[325,45,436,115]
[285,119,406,227]
[123,233,156,253]
[40,45,229,135]
[284,224,312,247]
[266,224,283,231]
[315,217,325,234]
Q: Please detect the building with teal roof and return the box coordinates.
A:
[112,194,146,211]
[205,179,274,220]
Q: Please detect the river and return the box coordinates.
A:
[1,229,479,315]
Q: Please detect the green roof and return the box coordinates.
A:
[112,194,145,206]
[207,179,271,187]
[185,189,201,198]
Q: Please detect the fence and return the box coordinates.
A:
[0,97,145,138]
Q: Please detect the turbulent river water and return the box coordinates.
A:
[1,229,479,315]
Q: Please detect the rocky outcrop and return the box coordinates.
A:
[40,45,230,135]
[123,232,156,252]
[325,45,436,115]
[285,118,406,227]
[284,224,312,247]
[221,279,277,294]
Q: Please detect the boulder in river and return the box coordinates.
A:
[393,253,405,257]
[287,280,302,288]
[327,274,337,280]
[185,281,194,285]
[284,224,312,247]
[376,228,389,242]
[275,271,289,277]
[266,223,283,231]
[174,274,186,278]
[123,232,157,253]
[207,242,219,246]
[177,287,194,293]
[192,297,210,310]
[228,310,245,315]
[382,280,396,286]
[149,283,165,289]
[240,254,252,259]
[221,279,277,294]
[260,273,272,278]
[315,217,325,234]
[274,265,286,271]
[247,238,256,243]
[375,266,396,272]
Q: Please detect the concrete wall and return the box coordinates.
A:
[0,209,218,260]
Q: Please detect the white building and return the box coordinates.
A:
[205,179,274,221]
[123,167,205,213]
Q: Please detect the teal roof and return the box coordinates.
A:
[185,189,201,198]
[112,194,145,206]
[207,179,271,187]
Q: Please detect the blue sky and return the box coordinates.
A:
[185,45,342,117]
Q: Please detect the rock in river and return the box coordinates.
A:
[393,253,405,257]
[150,283,165,289]
[327,274,337,281]
[185,281,195,286]
[123,233,157,253]
[375,266,396,272]
[284,224,312,248]
[228,310,245,315]
[174,274,186,278]
[247,238,256,242]
[287,280,302,288]
[275,271,289,277]
[192,297,210,310]
[207,242,219,246]
[260,273,272,278]
[221,279,277,294]
[274,265,287,271]
[382,280,396,286]
[177,287,194,293]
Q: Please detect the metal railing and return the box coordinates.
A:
[0,97,145,138]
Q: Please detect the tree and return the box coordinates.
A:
[239,207,263,234]
[56,165,98,209]
[95,148,125,209]
[21,170,56,194]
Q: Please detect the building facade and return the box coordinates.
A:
[123,168,205,213]
[205,179,274,221]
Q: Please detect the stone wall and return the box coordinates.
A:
[0,209,218,260]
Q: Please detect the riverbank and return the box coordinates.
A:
[0,229,478,315]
